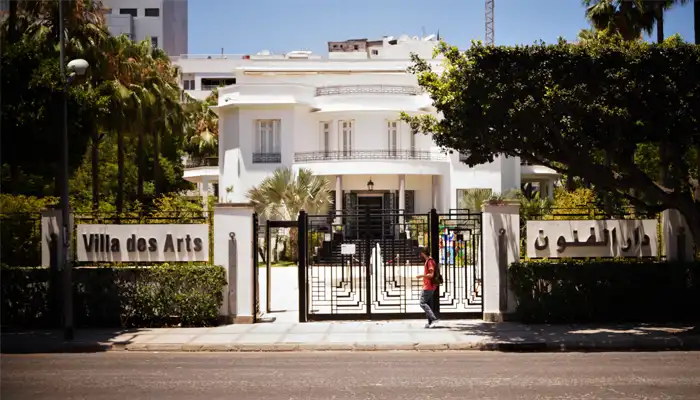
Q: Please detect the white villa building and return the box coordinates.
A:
[173,35,560,213]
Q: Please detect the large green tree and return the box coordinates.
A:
[402,39,700,249]
[1,0,195,214]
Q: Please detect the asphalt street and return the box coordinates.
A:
[2,352,699,399]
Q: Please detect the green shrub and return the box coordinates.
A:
[509,259,700,323]
[1,264,226,328]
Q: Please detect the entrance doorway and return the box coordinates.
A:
[357,196,383,239]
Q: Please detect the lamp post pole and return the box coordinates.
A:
[58,0,74,341]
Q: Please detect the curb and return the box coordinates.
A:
[5,337,700,354]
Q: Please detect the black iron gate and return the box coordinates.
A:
[297,208,483,321]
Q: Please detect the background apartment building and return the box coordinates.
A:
[102,0,188,57]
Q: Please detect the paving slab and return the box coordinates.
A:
[287,323,331,334]
[189,334,240,344]
[3,320,699,353]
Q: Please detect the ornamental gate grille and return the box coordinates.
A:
[296,208,483,321]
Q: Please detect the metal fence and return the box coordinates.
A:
[0,213,43,267]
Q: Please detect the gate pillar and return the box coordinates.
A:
[214,203,256,324]
[481,201,520,322]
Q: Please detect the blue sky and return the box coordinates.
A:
[188,0,695,55]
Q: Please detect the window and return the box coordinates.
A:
[253,120,281,163]
[339,120,353,157]
[387,121,398,155]
[119,8,137,17]
[371,49,379,56]
[183,80,191,90]
[201,78,236,91]
[353,45,359,50]
[319,122,331,157]
[144,8,160,17]
[151,37,158,48]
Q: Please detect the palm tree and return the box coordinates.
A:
[583,0,692,44]
[582,0,655,41]
[458,189,493,211]
[247,168,332,261]
[184,89,220,159]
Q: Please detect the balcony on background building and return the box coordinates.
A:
[294,150,448,162]
[253,153,282,164]
[315,85,423,97]
[184,156,219,168]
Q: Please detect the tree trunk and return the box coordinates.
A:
[91,128,99,213]
[656,5,664,44]
[137,130,144,202]
[152,129,160,197]
[8,0,17,43]
[678,203,700,260]
[116,130,125,216]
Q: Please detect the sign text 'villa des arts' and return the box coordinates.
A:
[525,220,658,258]
[76,224,209,262]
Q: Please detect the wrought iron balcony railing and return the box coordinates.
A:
[294,150,448,162]
[253,153,282,164]
[184,157,218,168]
[315,85,423,97]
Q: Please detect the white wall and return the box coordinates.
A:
[220,106,296,203]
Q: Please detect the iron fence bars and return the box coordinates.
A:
[297,211,309,322]
[302,207,483,320]
[252,153,281,164]
[436,210,483,317]
[253,213,260,323]
[294,150,448,162]
[0,213,43,267]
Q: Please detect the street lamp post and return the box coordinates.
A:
[58,1,89,341]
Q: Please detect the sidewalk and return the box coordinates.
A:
[3,320,699,353]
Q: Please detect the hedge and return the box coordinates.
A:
[1,264,226,329]
[510,259,700,323]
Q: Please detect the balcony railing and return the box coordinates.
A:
[184,157,218,168]
[253,153,282,164]
[294,150,448,162]
[315,85,423,97]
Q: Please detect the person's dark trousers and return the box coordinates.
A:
[420,289,437,322]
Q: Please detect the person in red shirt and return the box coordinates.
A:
[416,248,439,328]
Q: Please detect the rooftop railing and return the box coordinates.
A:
[315,85,423,96]
[294,149,448,162]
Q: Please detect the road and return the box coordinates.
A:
[2,352,699,399]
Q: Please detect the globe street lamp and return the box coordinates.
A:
[59,0,89,341]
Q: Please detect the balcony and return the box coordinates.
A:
[184,157,218,168]
[294,150,448,162]
[183,157,219,184]
[315,85,423,97]
[253,153,282,164]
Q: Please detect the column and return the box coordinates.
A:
[200,178,210,215]
[398,174,406,232]
[662,209,694,261]
[546,180,554,199]
[213,203,256,323]
[431,176,439,210]
[335,175,343,225]
[481,201,520,322]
